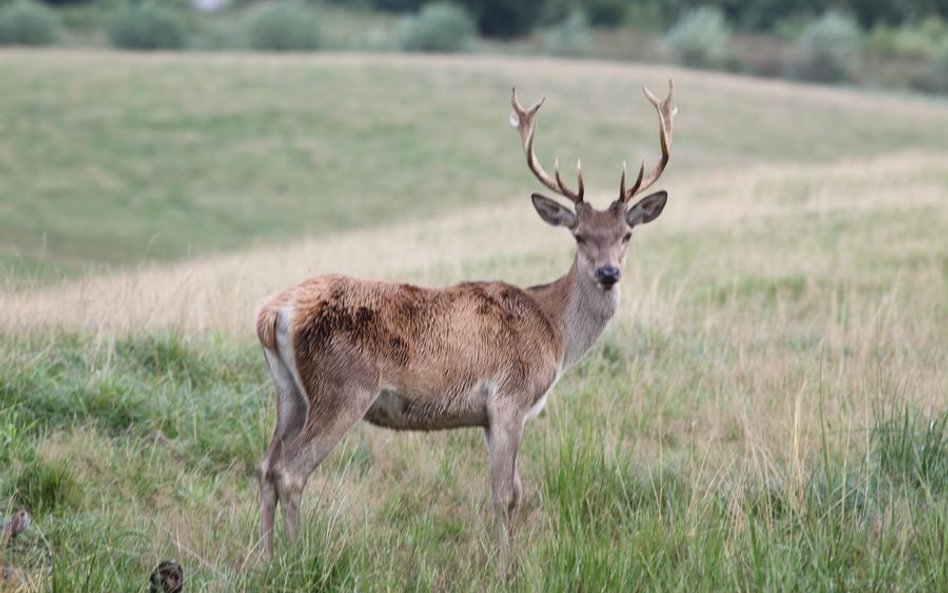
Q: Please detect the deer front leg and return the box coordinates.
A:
[485,417,524,579]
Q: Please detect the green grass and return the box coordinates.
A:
[1,51,946,591]
[0,333,944,592]
[2,52,948,281]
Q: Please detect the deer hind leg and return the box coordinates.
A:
[485,415,525,579]
[258,348,309,560]
[274,367,380,548]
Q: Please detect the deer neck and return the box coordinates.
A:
[529,258,620,370]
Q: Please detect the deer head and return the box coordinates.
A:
[511,81,676,290]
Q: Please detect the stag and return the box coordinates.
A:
[255,82,676,570]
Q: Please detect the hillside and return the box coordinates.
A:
[2,51,947,282]
[0,52,946,592]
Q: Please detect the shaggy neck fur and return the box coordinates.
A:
[529,257,620,369]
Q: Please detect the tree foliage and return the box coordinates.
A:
[400,1,475,52]
[107,2,186,50]
[21,0,948,40]
[664,6,732,68]
[245,0,322,51]
[0,0,60,45]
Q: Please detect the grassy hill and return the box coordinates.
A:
[2,50,948,283]
[0,51,946,592]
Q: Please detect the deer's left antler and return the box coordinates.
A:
[620,80,676,203]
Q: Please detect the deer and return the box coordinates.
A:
[254,81,676,571]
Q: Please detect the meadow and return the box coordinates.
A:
[1,50,946,591]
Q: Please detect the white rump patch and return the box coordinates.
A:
[276,305,307,399]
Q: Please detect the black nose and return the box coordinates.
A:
[595,266,621,287]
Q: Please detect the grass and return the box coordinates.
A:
[2,52,948,282]
[0,330,944,591]
[0,51,946,591]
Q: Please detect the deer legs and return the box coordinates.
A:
[486,416,525,578]
[258,351,380,560]
[258,351,307,560]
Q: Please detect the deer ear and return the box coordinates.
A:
[626,190,667,227]
[532,193,577,228]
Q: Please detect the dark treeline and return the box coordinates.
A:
[30,0,948,38]
[343,0,948,37]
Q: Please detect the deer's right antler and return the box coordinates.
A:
[511,88,585,205]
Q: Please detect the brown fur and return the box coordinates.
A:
[257,275,563,433]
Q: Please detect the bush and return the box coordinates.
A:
[869,17,945,60]
[664,7,731,68]
[366,0,426,12]
[931,37,948,92]
[246,0,322,52]
[459,0,545,39]
[889,26,937,58]
[544,11,591,57]
[795,12,863,82]
[584,0,626,28]
[0,0,60,46]
[400,2,475,53]
[107,2,187,50]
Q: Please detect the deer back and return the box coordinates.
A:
[257,275,564,407]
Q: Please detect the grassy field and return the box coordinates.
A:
[3,51,948,282]
[1,51,946,592]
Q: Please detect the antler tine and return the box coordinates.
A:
[618,160,644,197]
[511,87,584,204]
[622,79,676,204]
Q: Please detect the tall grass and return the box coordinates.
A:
[0,318,943,591]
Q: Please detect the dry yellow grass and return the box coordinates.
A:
[2,151,943,340]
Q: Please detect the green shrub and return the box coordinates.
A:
[931,37,948,92]
[107,2,187,50]
[246,0,322,52]
[366,0,426,12]
[664,7,731,68]
[890,26,936,58]
[867,25,899,56]
[458,0,543,39]
[795,12,863,82]
[869,17,945,60]
[918,15,946,35]
[0,0,60,46]
[584,0,626,28]
[399,2,475,53]
[544,11,591,57]
[189,19,243,51]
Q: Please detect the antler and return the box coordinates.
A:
[620,80,676,204]
[511,88,584,204]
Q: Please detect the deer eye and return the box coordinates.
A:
[574,235,587,245]
[622,232,632,243]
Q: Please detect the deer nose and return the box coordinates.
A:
[595,266,621,288]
